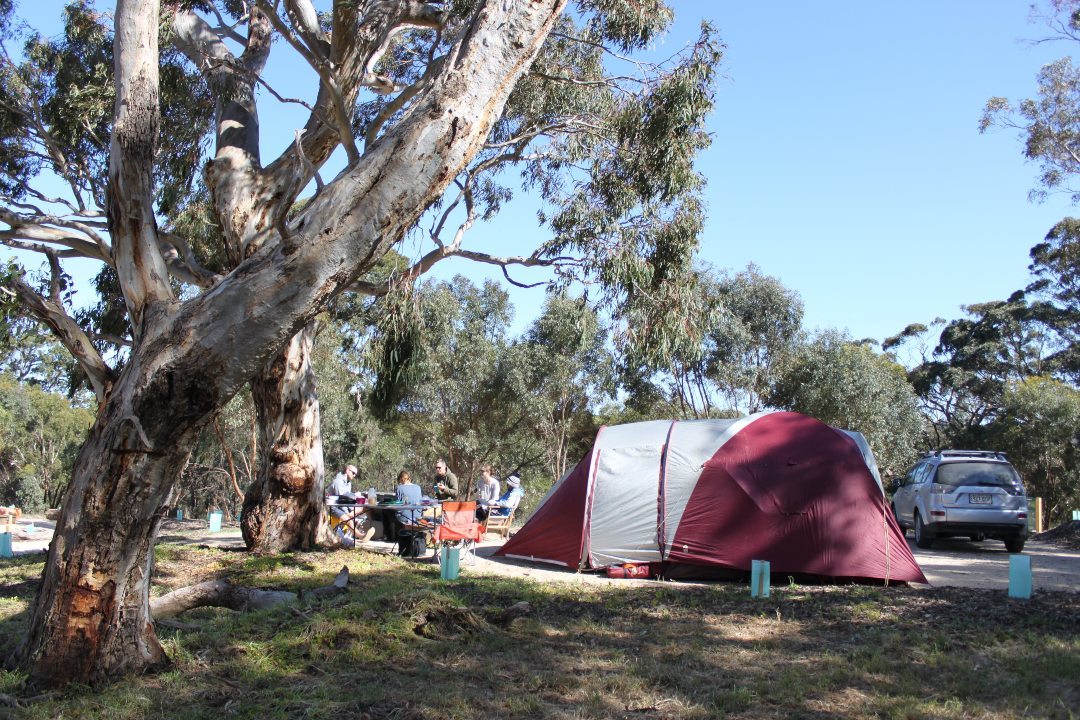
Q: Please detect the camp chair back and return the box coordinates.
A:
[433,501,483,565]
[484,507,515,538]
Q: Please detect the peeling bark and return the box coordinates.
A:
[21,0,567,689]
[241,321,331,553]
[108,0,173,336]
[20,376,202,686]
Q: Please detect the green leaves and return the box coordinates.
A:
[576,0,675,52]
[0,373,93,509]
[983,56,1080,203]
[768,330,923,477]
[1000,376,1080,520]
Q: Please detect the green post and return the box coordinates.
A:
[0,532,10,558]
[208,510,223,532]
[1008,554,1032,600]
[751,559,770,598]
[441,545,460,580]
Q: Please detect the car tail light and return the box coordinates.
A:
[1018,513,1027,519]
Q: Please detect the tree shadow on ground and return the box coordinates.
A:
[0,547,1076,719]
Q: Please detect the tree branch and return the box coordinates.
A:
[150,566,350,619]
[108,0,173,335]
[3,272,114,401]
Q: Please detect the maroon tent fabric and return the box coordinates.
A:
[496,449,595,567]
[495,412,927,585]
[667,413,924,582]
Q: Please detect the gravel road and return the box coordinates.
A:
[6,517,1079,593]
[906,536,1080,592]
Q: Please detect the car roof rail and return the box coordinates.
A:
[933,449,1008,460]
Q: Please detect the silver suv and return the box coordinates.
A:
[891,450,1028,553]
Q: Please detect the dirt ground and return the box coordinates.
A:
[6,516,1080,592]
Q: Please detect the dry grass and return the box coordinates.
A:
[0,543,1076,719]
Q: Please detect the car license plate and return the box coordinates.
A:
[969,493,992,505]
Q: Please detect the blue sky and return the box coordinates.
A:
[686,2,1076,344]
[439,1,1079,345]
[9,1,1077,351]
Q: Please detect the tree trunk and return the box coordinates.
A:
[19,369,201,687]
[240,321,331,552]
[19,0,567,688]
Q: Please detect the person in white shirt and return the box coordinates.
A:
[327,464,358,522]
[475,464,500,520]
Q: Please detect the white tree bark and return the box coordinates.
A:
[241,321,330,553]
[20,0,568,688]
[107,0,173,337]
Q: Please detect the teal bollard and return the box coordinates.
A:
[176,508,183,521]
[0,532,11,558]
[750,559,770,598]
[208,510,223,532]
[1072,510,1080,521]
[1008,554,1032,599]
[441,546,460,580]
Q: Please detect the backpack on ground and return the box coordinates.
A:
[397,530,426,558]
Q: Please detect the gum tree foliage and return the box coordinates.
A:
[367,276,543,492]
[0,0,720,563]
[998,376,1080,524]
[700,264,803,416]
[980,0,1080,381]
[890,296,1059,449]
[341,282,607,497]
[0,373,93,510]
[633,263,803,419]
[511,291,610,484]
[0,304,80,396]
[0,0,724,689]
[768,330,924,478]
[1026,217,1080,379]
[974,0,1080,522]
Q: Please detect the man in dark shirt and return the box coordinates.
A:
[432,458,459,500]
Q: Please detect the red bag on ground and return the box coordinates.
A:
[605,563,653,579]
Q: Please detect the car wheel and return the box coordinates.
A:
[914,512,934,549]
[969,533,985,542]
[1004,536,1026,553]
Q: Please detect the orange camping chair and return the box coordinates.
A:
[433,501,484,565]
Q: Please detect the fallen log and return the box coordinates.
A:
[151,566,349,620]
[488,600,532,626]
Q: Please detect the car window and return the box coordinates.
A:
[913,463,933,485]
[900,464,920,486]
[935,462,1021,489]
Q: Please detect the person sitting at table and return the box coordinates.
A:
[490,473,524,516]
[395,470,423,527]
[327,464,358,523]
[475,464,500,521]
[432,458,460,500]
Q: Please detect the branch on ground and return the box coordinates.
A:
[150,566,350,620]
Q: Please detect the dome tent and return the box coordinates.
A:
[495,412,926,584]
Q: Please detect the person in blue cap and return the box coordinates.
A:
[490,473,524,517]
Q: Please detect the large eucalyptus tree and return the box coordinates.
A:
[0,0,720,688]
